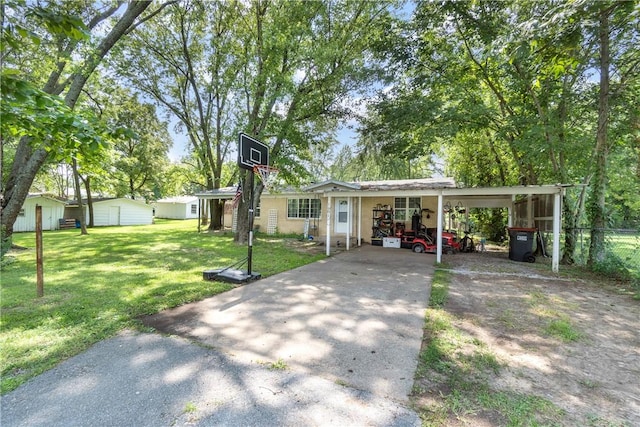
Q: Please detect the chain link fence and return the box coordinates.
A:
[570,228,640,279]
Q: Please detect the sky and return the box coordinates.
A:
[166,113,361,163]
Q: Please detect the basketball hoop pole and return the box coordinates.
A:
[247,170,255,276]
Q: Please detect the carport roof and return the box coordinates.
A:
[305,178,567,201]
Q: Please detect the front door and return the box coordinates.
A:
[334,198,349,234]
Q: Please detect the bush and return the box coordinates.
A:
[590,250,631,280]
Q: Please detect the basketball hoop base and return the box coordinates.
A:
[203,268,261,284]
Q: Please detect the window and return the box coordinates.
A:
[394,197,421,221]
[287,198,321,219]
[255,200,261,218]
[190,204,197,214]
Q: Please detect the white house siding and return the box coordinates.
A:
[88,199,153,227]
[14,196,66,232]
[155,197,199,219]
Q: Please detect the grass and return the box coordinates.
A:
[412,268,565,426]
[268,358,289,371]
[0,219,325,394]
[544,318,583,342]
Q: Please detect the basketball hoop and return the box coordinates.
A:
[253,164,279,191]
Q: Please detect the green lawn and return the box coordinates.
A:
[0,219,325,394]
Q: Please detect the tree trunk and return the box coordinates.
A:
[80,174,95,227]
[588,6,611,267]
[71,159,88,235]
[207,199,224,230]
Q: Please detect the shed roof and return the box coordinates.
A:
[156,196,198,204]
[26,193,67,204]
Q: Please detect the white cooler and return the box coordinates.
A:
[382,237,401,248]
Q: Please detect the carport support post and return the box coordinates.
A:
[552,191,561,273]
[357,196,362,246]
[346,197,351,251]
[436,194,443,264]
[326,195,332,256]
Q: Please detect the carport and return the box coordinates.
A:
[311,182,568,273]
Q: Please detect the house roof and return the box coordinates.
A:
[356,177,456,191]
[304,177,456,193]
[66,197,151,207]
[195,187,238,200]
[196,178,458,199]
[304,180,361,192]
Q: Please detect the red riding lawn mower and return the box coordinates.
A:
[395,210,458,254]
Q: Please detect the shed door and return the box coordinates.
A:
[42,207,53,230]
[108,206,120,226]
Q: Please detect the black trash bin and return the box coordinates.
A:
[508,227,537,263]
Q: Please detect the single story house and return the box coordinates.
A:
[13,194,67,232]
[65,198,153,227]
[196,178,568,272]
[155,196,200,220]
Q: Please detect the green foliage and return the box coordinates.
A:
[471,208,508,243]
[268,358,289,371]
[590,249,632,280]
[0,220,325,393]
[0,70,105,161]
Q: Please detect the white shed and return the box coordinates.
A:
[88,198,153,226]
[14,194,67,232]
[155,196,199,219]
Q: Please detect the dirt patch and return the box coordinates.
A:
[414,248,639,426]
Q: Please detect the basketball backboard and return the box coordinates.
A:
[238,133,269,170]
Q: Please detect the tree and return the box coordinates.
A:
[1,1,174,239]
[97,89,172,200]
[587,1,639,266]
[362,0,639,265]
[232,0,393,243]
[112,0,247,230]
[113,0,393,241]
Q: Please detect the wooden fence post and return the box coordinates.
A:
[35,204,44,297]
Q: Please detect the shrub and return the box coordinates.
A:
[590,250,631,280]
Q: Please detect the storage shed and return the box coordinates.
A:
[65,198,153,227]
[155,196,199,220]
[13,194,67,232]
[92,198,153,226]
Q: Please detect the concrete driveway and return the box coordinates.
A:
[2,245,434,426]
